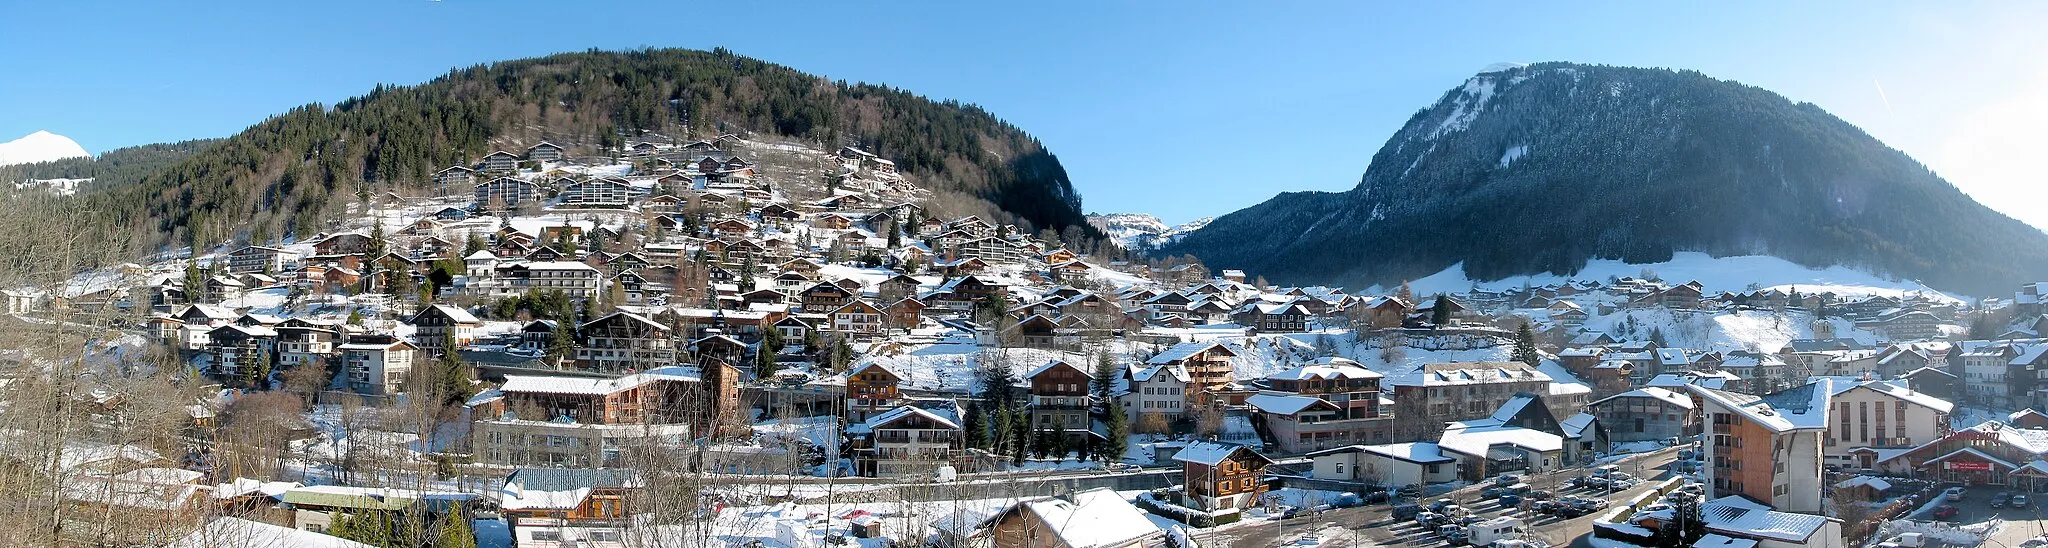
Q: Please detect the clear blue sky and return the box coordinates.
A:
[5,1,2047,228]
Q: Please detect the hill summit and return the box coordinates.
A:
[1162,62,2048,296]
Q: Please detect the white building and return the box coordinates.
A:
[1306,442,1458,487]
[1823,380,1953,468]
[337,339,416,396]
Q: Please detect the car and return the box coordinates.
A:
[1945,487,1965,501]
[1282,506,1316,519]
[1482,487,1506,499]
[1440,526,1472,546]
[2016,495,2031,508]
[1392,504,1424,520]
[1430,498,1457,512]
[1363,491,1392,505]
[1933,506,1961,520]
[1993,493,2010,508]
[1495,474,1522,486]
[1678,449,1696,460]
[1499,494,1523,507]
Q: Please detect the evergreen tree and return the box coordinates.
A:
[1649,327,1669,348]
[436,508,477,548]
[992,406,1014,456]
[367,223,387,259]
[1090,352,1118,406]
[1512,322,1540,366]
[1101,402,1130,463]
[964,399,989,449]
[1052,426,1071,462]
[1430,294,1452,327]
[1010,413,1031,466]
[887,218,902,249]
[1032,427,1054,459]
[184,263,207,303]
[1396,281,1414,304]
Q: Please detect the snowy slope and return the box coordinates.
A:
[1397,252,1962,302]
[0,130,90,166]
[1087,213,1212,251]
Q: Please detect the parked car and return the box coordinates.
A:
[1392,504,1424,520]
[1499,494,1524,507]
[2015,495,2030,508]
[1363,491,1391,505]
[1440,525,1472,546]
[1993,492,2010,508]
[1429,498,1457,512]
[1945,487,1965,501]
[1481,487,1506,499]
[1933,506,1960,520]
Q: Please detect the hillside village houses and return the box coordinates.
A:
[22,132,2027,546]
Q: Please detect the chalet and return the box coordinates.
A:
[575,312,674,373]
[470,368,704,467]
[474,177,542,211]
[226,245,291,274]
[497,468,641,542]
[849,404,964,478]
[845,363,904,424]
[629,142,660,156]
[523,141,565,162]
[1149,341,1241,406]
[479,150,520,172]
[338,337,416,396]
[709,219,754,239]
[801,281,857,313]
[311,232,373,258]
[561,178,634,208]
[772,316,813,342]
[433,165,477,188]
[955,488,1161,548]
[1173,441,1272,511]
[884,297,926,331]
[829,300,886,336]
[1232,301,1309,333]
[407,304,482,355]
[1307,443,1459,488]
[1248,358,1393,452]
[1361,296,1412,329]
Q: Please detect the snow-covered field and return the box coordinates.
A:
[1399,252,1963,301]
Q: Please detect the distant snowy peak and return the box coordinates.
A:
[1087,213,1212,252]
[0,131,90,167]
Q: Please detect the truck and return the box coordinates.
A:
[1469,516,1527,546]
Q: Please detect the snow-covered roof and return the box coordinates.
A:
[980,488,1161,548]
[500,468,641,511]
[1130,363,1190,384]
[1438,424,1563,457]
[168,517,374,548]
[1025,360,1088,380]
[498,367,700,397]
[1700,495,1835,542]
[1834,475,1892,491]
[1686,380,1831,433]
[1591,387,1694,410]
[1693,533,1759,548]
[1308,442,1456,464]
[1246,393,1336,416]
[1391,362,1550,387]
[1559,412,1598,438]
[1835,380,1953,413]
[1172,440,1265,467]
[1148,340,1235,364]
[1264,358,1382,381]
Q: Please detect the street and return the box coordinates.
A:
[1201,447,1683,547]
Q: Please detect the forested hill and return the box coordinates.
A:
[1161,62,2048,296]
[70,48,1093,251]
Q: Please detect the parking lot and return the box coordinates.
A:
[1920,487,2048,546]
[1207,447,1683,547]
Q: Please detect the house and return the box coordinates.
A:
[469,369,703,467]
[1587,387,1695,443]
[1147,341,1240,407]
[828,300,885,337]
[1434,393,1601,480]
[524,141,565,162]
[407,304,482,355]
[1823,380,1953,469]
[959,488,1163,548]
[1173,441,1272,511]
[849,404,964,478]
[1248,358,1393,452]
[802,281,857,313]
[226,245,292,274]
[433,165,478,188]
[474,177,542,211]
[337,337,416,396]
[275,318,341,368]
[1689,380,1831,513]
[574,311,675,373]
[1026,360,1093,438]
[883,297,926,331]
[560,178,634,208]
[1361,296,1412,329]
[1117,363,1192,428]
[845,363,904,424]
[479,150,520,172]
[497,468,641,538]
[1307,442,1458,488]
[1388,362,1554,442]
[205,324,277,386]
[1232,301,1309,333]
[1695,496,1846,548]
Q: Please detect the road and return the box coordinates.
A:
[1203,447,1683,548]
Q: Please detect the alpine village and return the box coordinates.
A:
[0,49,2041,548]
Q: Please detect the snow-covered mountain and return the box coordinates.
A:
[0,131,90,167]
[1087,213,1212,252]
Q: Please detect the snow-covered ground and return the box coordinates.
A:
[1581,308,1875,353]
[1398,252,1963,302]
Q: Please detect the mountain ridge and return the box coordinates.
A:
[0,131,90,167]
[1162,62,2048,296]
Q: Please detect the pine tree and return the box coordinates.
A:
[1090,352,1117,405]
[887,218,902,249]
[1396,281,1414,305]
[1101,402,1130,463]
[436,506,477,548]
[992,406,1014,456]
[1649,327,1669,348]
[964,399,989,449]
[1430,294,1452,327]
[185,263,207,303]
[367,223,387,259]
[1052,425,1071,462]
[1011,413,1031,466]
[1512,322,1540,366]
[1033,427,1054,459]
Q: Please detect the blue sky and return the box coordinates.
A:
[4,1,2047,228]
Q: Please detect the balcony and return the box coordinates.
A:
[1712,423,1732,434]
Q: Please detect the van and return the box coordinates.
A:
[1392,504,1424,520]
[1593,465,1621,478]
[1469,516,1526,545]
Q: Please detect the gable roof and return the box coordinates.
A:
[1172,440,1270,467]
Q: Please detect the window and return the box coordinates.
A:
[1336,462,1346,475]
[1242,477,1255,490]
